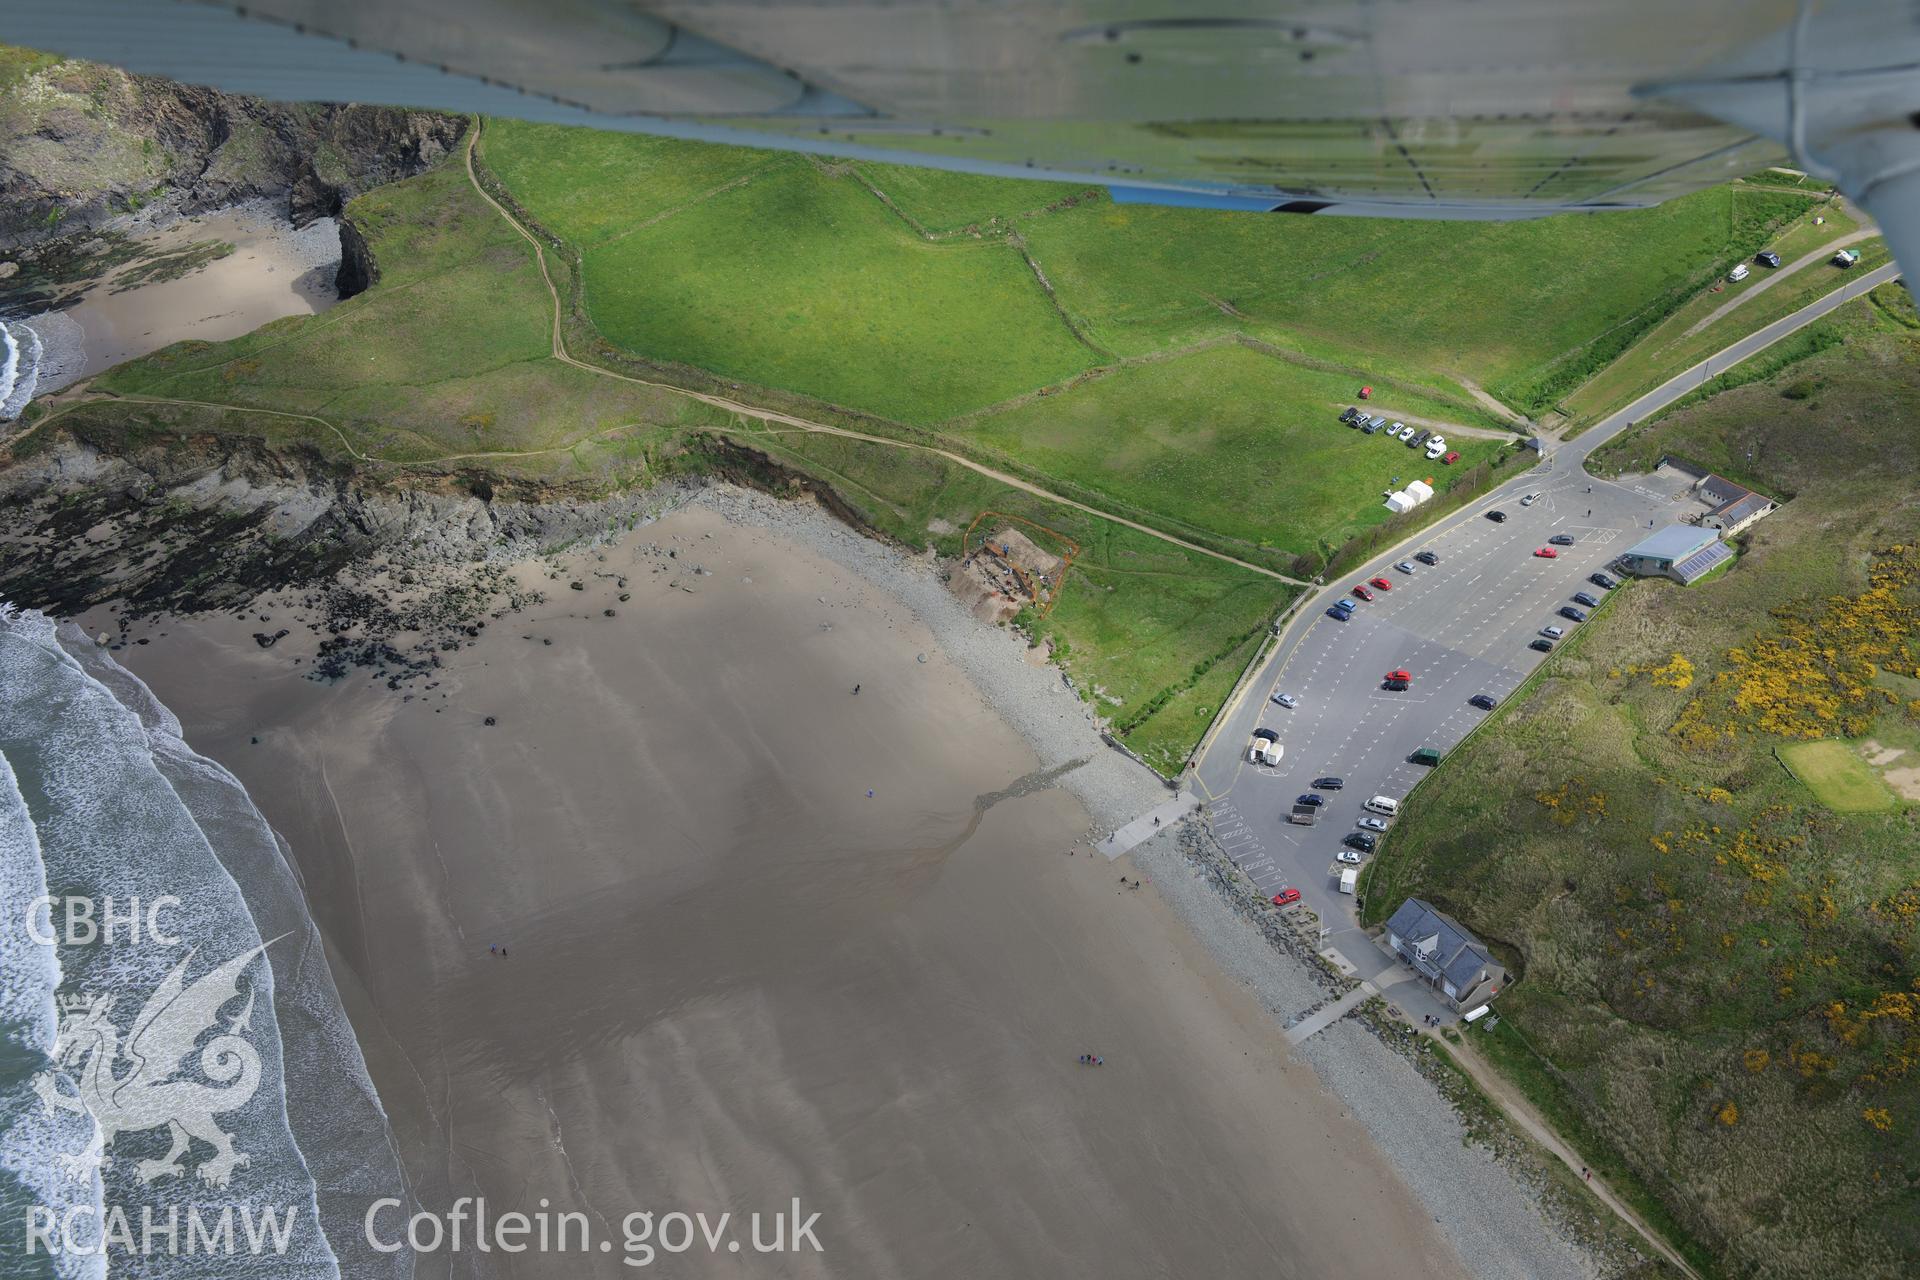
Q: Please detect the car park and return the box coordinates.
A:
[1394,560,1416,575]
[1534,546,1559,558]
[1572,591,1600,608]
[1272,691,1298,708]
[1590,572,1618,590]
[1357,816,1389,832]
[1559,605,1588,622]
[1541,625,1564,639]
[1442,451,1460,465]
[1336,849,1363,865]
[1313,776,1345,790]
[1549,533,1575,545]
[1414,550,1439,566]
[1486,510,1507,523]
[1520,493,1538,507]
[1529,638,1554,653]
[1758,250,1782,268]
[1369,576,1393,591]
[1470,694,1498,711]
[1295,793,1325,808]
[1351,584,1375,602]
[1271,888,1301,907]
[1343,831,1377,852]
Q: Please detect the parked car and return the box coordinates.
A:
[1572,591,1600,609]
[1443,451,1460,465]
[1357,816,1389,832]
[1409,428,1432,448]
[1534,546,1559,559]
[1271,888,1301,907]
[1391,422,1408,438]
[1340,406,1360,423]
[1541,625,1565,639]
[1520,493,1538,507]
[1590,572,1618,590]
[1335,849,1362,865]
[1351,584,1375,602]
[1313,776,1345,790]
[1271,691,1299,708]
[1343,831,1378,852]
[1728,262,1750,282]
[1295,793,1325,808]
[1835,248,1862,268]
[1411,747,1444,766]
[1424,442,1445,461]
[1362,418,1382,434]
[1369,576,1393,591]
[1757,250,1782,268]
[1249,727,1282,766]
[1470,694,1498,711]
[1384,677,1410,691]
[1549,533,1575,546]
[1385,669,1412,683]
[1486,510,1508,523]
[1559,606,1588,623]
[1415,550,1440,566]
[1394,560,1416,575]
[1529,638,1555,653]
[1326,605,1353,621]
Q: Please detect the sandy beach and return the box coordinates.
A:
[95,497,1479,1279]
[30,202,340,391]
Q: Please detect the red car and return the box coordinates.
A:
[1271,888,1301,907]
[1534,547,1559,559]
[1386,669,1412,683]
[1351,584,1375,602]
[1369,576,1393,591]
[1442,451,1460,465]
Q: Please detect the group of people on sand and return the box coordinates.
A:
[1077,1053,1105,1067]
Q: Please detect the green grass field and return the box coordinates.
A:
[1779,740,1898,812]
[950,343,1507,560]
[1372,293,1920,1279]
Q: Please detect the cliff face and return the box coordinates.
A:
[0,52,463,247]
[334,215,378,299]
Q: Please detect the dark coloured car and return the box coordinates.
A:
[1362,418,1382,434]
[1572,591,1601,608]
[1384,677,1410,691]
[1469,694,1498,711]
[1341,406,1360,423]
[1486,510,1508,523]
[1253,727,1279,742]
[1408,428,1432,448]
[1758,250,1782,267]
[1326,605,1353,621]
[1313,776,1345,790]
[1529,638,1554,653]
[1411,747,1443,766]
[1295,793,1326,808]
[1559,606,1588,623]
[1548,533,1575,546]
[1590,572,1619,590]
[1414,550,1440,566]
[1343,831,1378,852]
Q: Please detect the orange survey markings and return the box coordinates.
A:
[958,512,1080,620]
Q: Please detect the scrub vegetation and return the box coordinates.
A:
[1366,291,1920,1279]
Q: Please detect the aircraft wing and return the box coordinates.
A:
[5,0,1919,256]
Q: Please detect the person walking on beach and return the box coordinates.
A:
[852,684,860,695]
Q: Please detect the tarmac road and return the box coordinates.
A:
[1191,260,1901,1007]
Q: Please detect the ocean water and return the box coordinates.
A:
[0,607,409,1278]
[0,320,40,422]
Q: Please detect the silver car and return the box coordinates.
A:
[1271,692,1298,708]
[1541,625,1565,639]
[1357,816,1389,832]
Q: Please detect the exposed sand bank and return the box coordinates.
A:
[33,202,339,391]
[100,498,1476,1279]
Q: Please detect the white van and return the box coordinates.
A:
[1728,262,1750,283]
[1339,868,1359,895]
[1363,795,1400,817]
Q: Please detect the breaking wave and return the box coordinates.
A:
[0,606,411,1278]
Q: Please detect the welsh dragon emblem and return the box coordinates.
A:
[33,940,278,1188]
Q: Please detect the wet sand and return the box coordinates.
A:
[105,504,1472,1279]
[49,205,339,387]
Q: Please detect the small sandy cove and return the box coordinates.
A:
[109,502,1469,1279]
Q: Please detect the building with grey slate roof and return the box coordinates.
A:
[1384,899,1507,1011]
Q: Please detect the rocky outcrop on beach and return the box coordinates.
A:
[0,49,462,249]
[334,213,377,299]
